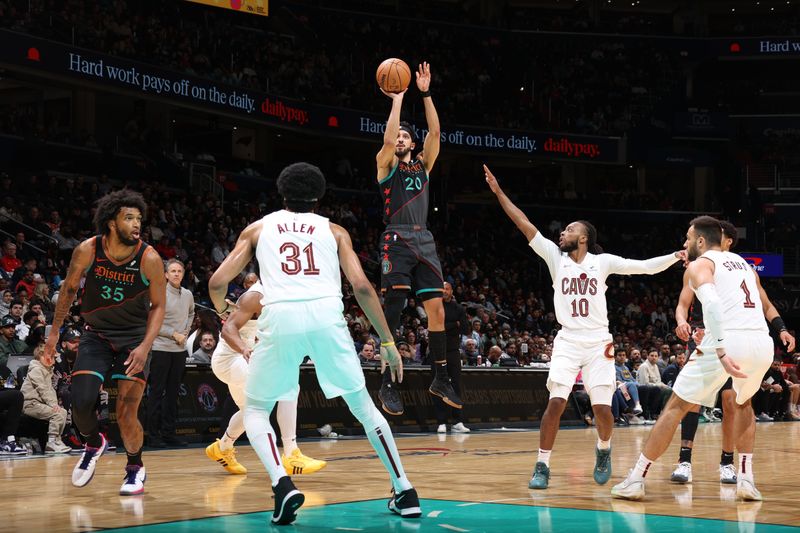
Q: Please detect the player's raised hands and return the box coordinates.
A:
[416,62,431,93]
[380,87,407,100]
[484,164,502,194]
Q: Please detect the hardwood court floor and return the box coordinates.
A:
[5,422,800,532]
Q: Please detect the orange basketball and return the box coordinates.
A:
[376,58,411,93]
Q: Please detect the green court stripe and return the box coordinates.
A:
[98,497,799,533]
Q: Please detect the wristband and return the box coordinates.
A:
[420,90,431,98]
[770,316,788,333]
[718,352,727,360]
[380,341,395,347]
[216,303,231,316]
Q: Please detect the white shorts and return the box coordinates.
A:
[246,297,365,403]
[548,333,615,405]
[673,331,773,407]
[211,346,248,408]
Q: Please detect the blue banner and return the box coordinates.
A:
[740,253,784,278]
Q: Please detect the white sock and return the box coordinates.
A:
[243,403,287,486]
[630,453,653,481]
[220,410,245,451]
[738,453,754,481]
[538,449,552,466]
[597,438,611,450]
[277,400,298,456]
[342,388,412,493]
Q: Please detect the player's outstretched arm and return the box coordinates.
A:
[754,272,796,352]
[687,259,747,379]
[483,164,538,242]
[42,239,93,365]
[209,221,261,316]
[376,89,406,179]
[675,269,694,342]
[220,291,261,360]
[417,62,441,174]
[607,250,685,276]
[332,223,403,383]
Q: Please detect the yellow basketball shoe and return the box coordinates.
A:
[282,448,327,475]
[205,439,248,475]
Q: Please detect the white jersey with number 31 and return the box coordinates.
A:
[256,210,341,306]
[694,250,768,334]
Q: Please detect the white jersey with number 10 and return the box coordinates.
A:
[255,209,341,306]
[530,232,678,341]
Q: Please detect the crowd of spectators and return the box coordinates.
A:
[0,0,686,136]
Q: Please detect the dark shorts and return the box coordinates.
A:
[73,328,148,385]
[380,225,444,296]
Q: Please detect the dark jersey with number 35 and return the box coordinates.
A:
[81,236,151,345]
[379,159,429,226]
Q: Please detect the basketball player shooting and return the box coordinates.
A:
[375,62,462,416]
[484,165,684,490]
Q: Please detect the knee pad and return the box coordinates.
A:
[588,385,614,406]
[70,374,103,430]
[681,411,700,441]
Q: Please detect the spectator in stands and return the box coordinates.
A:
[463,338,480,366]
[661,351,686,387]
[754,359,790,421]
[20,344,71,453]
[358,342,380,366]
[0,316,27,365]
[13,232,34,262]
[16,310,40,342]
[614,351,645,423]
[0,387,27,455]
[188,331,216,364]
[148,258,194,448]
[5,300,23,324]
[0,290,12,317]
[14,270,36,298]
[0,242,21,275]
[398,341,420,366]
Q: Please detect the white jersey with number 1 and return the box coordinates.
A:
[530,232,679,342]
[693,250,769,340]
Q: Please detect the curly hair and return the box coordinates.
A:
[93,189,147,235]
[276,162,326,212]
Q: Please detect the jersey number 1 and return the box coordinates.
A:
[280,242,320,276]
[740,280,756,309]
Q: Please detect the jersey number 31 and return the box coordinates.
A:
[280,242,320,276]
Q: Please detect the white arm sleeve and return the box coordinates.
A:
[529,232,561,280]
[604,253,679,276]
[694,283,726,350]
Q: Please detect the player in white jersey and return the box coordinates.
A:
[613,216,773,502]
[669,221,795,485]
[209,163,419,526]
[204,280,327,476]
[484,165,683,490]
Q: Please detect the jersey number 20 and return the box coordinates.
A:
[280,242,320,276]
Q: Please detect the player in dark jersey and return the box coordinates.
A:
[670,221,795,485]
[375,62,461,415]
[43,190,166,495]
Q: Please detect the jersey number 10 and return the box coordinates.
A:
[571,298,589,317]
[280,242,320,276]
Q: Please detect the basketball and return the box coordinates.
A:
[376,58,411,93]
